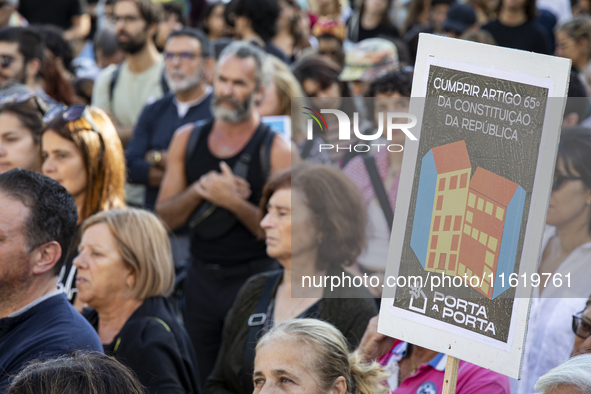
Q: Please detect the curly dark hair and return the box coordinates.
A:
[228,0,280,41]
[366,69,413,98]
[365,70,414,124]
[260,164,367,269]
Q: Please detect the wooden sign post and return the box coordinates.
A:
[378,33,570,381]
[442,356,460,394]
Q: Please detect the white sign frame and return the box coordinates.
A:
[378,33,570,378]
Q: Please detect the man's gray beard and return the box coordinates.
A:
[211,92,255,123]
[165,66,203,93]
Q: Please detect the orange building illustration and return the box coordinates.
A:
[411,140,525,299]
[457,167,525,298]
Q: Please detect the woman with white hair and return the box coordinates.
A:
[535,354,591,394]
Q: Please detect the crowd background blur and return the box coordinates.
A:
[1,0,591,392]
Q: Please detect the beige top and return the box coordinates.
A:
[91,57,166,127]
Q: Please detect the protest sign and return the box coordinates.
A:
[378,33,571,378]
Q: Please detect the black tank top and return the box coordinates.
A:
[186,121,270,266]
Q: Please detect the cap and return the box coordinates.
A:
[339,38,399,82]
[442,4,477,35]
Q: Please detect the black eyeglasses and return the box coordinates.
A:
[0,55,15,69]
[573,312,591,339]
[44,105,104,146]
[553,172,582,191]
[164,51,202,62]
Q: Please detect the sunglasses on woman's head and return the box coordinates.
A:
[0,91,35,106]
[44,105,104,145]
[553,172,582,191]
[0,90,47,115]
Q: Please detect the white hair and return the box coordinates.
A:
[217,41,272,90]
[534,354,591,393]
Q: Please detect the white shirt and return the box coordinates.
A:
[512,226,591,394]
[358,199,390,271]
[173,85,213,118]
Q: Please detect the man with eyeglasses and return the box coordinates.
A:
[126,28,213,212]
[91,0,165,147]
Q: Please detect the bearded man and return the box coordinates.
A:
[126,28,213,212]
[156,41,292,386]
[91,0,165,146]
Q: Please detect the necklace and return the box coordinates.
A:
[277,297,306,322]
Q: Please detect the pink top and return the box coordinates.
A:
[343,150,399,209]
[380,341,510,394]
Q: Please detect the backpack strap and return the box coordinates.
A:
[109,64,169,106]
[242,270,282,390]
[184,119,214,173]
[362,154,394,231]
[233,123,275,179]
[300,138,315,160]
[108,64,122,105]
[161,69,170,95]
[261,125,275,180]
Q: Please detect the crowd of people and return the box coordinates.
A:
[1,0,591,393]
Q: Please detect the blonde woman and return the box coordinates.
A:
[75,209,199,394]
[253,319,389,394]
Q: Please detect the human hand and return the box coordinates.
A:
[194,162,244,208]
[357,315,395,363]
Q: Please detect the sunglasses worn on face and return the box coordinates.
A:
[44,105,104,146]
[553,172,582,191]
[573,312,591,339]
[0,55,15,69]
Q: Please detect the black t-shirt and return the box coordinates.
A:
[19,0,86,30]
[482,19,550,55]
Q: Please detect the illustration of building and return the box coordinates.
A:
[410,140,526,299]
[410,140,472,276]
[457,167,525,299]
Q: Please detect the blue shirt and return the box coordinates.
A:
[0,292,102,392]
[125,90,213,211]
